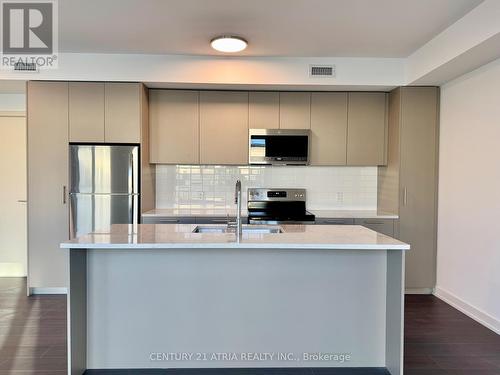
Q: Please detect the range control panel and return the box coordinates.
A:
[267,191,287,198]
[248,188,306,202]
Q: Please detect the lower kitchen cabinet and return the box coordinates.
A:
[196,217,233,225]
[142,216,249,225]
[142,216,196,224]
[315,218,355,225]
[354,218,394,237]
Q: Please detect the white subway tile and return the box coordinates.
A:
[155,165,377,210]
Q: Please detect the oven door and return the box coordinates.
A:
[249,129,310,165]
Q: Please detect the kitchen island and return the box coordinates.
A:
[61,224,409,375]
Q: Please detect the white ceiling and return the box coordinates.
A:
[59,0,483,57]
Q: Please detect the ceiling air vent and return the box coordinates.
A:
[14,61,38,72]
[310,65,335,78]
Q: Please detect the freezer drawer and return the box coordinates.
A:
[70,193,139,238]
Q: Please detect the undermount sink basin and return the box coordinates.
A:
[192,225,283,234]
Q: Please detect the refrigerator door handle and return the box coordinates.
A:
[63,185,67,205]
[131,194,139,226]
[129,153,134,194]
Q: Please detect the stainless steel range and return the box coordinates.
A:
[247,188,315,224]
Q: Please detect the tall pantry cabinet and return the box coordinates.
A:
[378,87,439,292]
[27,81,69,290]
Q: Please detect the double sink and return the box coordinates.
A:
[193,225,283,234]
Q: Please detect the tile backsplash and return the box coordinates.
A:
[155,165,377,210]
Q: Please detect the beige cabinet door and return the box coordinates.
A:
[310,92,348,165]
[279,92,311,129]
[249,92,279,129]
[69,82,105,142]
[149,90,199,164]
[105,83,141,143]
[0,115,27,276]
[399,87,439,289]
[27,81,69,288]
[347,92,387,165]
[200,91,249,165]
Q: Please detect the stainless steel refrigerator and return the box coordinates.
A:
[69,144,139,239]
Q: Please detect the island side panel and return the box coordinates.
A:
[67,249,87,375]
[86,248,388,369]
[385,250,405,375]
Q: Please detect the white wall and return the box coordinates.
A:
[0,94,25,111]
[1,54,404,90]
[156,165,378,211]
[436,57,500,333]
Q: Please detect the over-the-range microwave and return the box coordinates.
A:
[249,129,311,165]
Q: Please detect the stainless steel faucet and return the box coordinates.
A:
[234,179,242,242]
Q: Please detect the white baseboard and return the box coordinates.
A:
[405,287,434,294]
[434,286,500,335]
[29,287,67,295]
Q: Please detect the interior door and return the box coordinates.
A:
[0,115,27,276]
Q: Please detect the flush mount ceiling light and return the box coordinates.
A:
[210,35,248,53]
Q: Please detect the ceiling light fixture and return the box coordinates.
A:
[210,35,248,53]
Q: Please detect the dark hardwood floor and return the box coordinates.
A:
[405,295,500,375]
[0,278,499,374]
[0,278,66,374]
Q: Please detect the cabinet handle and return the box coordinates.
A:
[159,219,179,223]
[212,219,229,223]
[403,187,408,206]
[63,186,67,204]
[17,199,27,203]
[363,220,384,225]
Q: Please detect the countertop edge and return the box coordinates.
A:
[60,243,410,250]
[141,210,399,220]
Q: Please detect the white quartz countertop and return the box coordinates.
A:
[142,208,398,219]
[142,208,248,218]
[60,224,409,250]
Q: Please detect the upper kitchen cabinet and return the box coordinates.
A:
[104,83,141,143]
[310,92,348,165]
[200,91,249,165]
[69,82,105,142]
[149,90,200,164]
[249,92,279,129]
[279,92,311,129]
[347,92,387,165]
